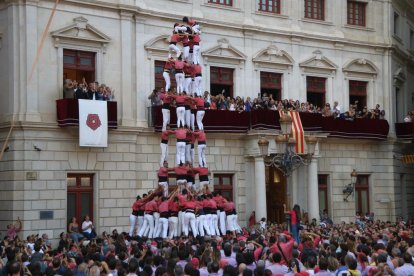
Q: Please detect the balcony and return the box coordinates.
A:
[395,122,414,140]
[56,99,117,128]
[152,107,389,140]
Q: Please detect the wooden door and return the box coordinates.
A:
[266,167,287,223]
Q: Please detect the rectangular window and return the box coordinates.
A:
[260,72,282,100]
[67,174,94,226]
[394,12,399,35]
[318,174,328,213]
[306,76,326,108]
[154,60,176,91]
[349,80,367,111]
[63,49,96,96]
[208,0,232,6]
[258,0,281,14]
[210,67,234,97]
[355,175,369,215]
[347,1,366,26]
[213,174,233,201]
[304,0,324,20]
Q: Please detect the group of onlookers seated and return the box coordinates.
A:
[63,78,115,101]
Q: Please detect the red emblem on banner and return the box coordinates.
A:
[86,114,101,131]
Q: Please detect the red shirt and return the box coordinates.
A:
[194,97,205,108]
[178,194,187,206]
[168,200,180,212]
[193,64,202,75]
[174,60,184,70]
[290,210,297,225]
[170,33,179,43]
[223,202,235,212]
[132,201,141,211]
[158,167,169,177]
[164,61,173,70]
[194,131,206,142]
[161,130,173,140]
[206,199,217,209]
[193,167,208,176]
[175,95,187,105]
[158,200,170,213]
[183,200,197,210]
[145,200,158,212]
[214,196,225,208]
[161,93,172,104]
[183,63,193,75]
[193,34,200,43]
[175,166,189,176]
[174,128,188,140]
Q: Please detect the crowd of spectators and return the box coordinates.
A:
[2,214,414,276]
[63,79,115,101]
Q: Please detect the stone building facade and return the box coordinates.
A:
[0,0,413,241]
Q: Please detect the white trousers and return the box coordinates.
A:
[176,106,185,128]
[163,72,171,91]
[198,144,207,167]
[219,211,227,235]
[211,214,220,236]
[183,46,190,61]
[204,214,212,236]
[155,217,169,239]
[185,77,192,94]
[152,212,160,238]
[160,142,168,167]
[129,214,137,237]
[178,211,184,236]
[226,214,237,232]
[161,108,170,131]
[190,113,195,131]
[196,110,205,130]
[197,215,206,237]
[168,216,178,238]
[169,44,181,58]
[159,181,168,197]
[137,216,144,234]
[194,76,202,96]
[176,141,186,165]
[185,144,191,164]
[138,214,149,237]
[175,73,185,93]
[185,109,191,128]
[193,45,201,64]
[183,212,197,237]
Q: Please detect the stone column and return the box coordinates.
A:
[120,11,134,126]
[307,157,319,221]
[254,157,267,220]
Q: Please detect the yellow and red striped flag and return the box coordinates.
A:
[278,111,305,154]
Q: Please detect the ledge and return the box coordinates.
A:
[201,3,242,12]
[343,24,375,32]
[299,18,334,26]
[254,11,289,19]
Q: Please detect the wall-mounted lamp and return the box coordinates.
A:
[343,169,358,201]
[33,145,42,151]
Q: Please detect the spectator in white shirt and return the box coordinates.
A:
[394,252,414,276]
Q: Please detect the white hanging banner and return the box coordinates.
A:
[79,99,108,147]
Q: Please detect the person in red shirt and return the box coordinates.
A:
[174,55,185,94]
[284,204,301,243]
[173,163,190,192]
[183,61,193,96]
[168,23,186,59]
[195,196,206,237]
[160,88,173,131]
[185,131,195,166]
[163,58,174,92]
[138,192,161,238]
[171,126,191,166]
[182,194,198,237]
[214,191,227,236]
[193,130,207,167]
[192,166,209,194]
[160,130,174,167]
[168,93,190,128]
[168,193,180,239]
[129,195,142,237]
[158,161,171,197]
[155,189,178,239]
[194,95,205,131]
[192,64,202,96]
[206,193,220,236]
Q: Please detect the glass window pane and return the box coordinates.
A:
[80,57,92,66]
[222,191,231,199]
[318,190,326,211]
[80,193,92,219]
[360,190,368,214]
[63,55,75,64]
[67,177,76,187]
[81,177,91,187]
[355,192,359,212]
[222,177,231,185]
[214,177,219,185]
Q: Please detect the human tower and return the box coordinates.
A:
[129,17,240,239]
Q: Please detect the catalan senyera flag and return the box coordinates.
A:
[79,99,108,147]
[278,111,305,154]
[402,155,414,164]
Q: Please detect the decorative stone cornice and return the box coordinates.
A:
[299,50,338,76]
[201,38,246,64]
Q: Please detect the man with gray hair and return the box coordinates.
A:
[88,265,100,276]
